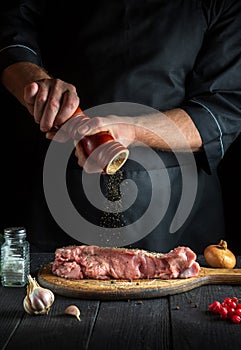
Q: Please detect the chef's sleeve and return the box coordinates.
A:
[0,1,43,72]
[181,0,241,173]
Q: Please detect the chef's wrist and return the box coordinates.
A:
[1,62,51,105]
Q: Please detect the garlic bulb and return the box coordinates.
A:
[23,274,55,315]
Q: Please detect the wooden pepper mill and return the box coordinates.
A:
[63,107,129,174]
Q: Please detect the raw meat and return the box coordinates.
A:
[51,245,200,280]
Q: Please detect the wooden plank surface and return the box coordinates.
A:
[4,298,100,350]
[88,298,171,350]
[0,287,26,350]
[170,284,241,350]
[1,254,241,350]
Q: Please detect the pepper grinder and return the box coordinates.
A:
[63,107,129,175]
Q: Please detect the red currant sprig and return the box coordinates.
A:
[209,297,241,324]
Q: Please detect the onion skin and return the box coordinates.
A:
[204,240,236,268]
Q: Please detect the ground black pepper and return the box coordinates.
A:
[99,170,127,245]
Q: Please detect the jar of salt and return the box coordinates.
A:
[1,227,30,287]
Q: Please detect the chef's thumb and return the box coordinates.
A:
[23,82,39,114]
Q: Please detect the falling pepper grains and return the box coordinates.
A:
[99,170,127,245]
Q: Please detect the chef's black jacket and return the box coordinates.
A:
[0,0,241,253]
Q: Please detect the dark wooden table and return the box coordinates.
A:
[0,254,240,350]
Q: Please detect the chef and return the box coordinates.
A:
[0,0,241,253]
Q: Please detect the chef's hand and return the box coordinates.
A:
[23,78,79,140]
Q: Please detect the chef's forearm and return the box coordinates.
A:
[1,63,203,152]
[1,62,50,107]
[133,108,203,152]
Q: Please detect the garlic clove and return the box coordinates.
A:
[23,274,55,315]
[23,295,35,314]
[64,305,81,321]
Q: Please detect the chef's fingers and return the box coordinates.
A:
[55,90,80,127]
[34,82,50,127]
[46,128,71,143]
[77,116,107,137]
[74,141,102,173]
[24,79,52,128]
[77,116,134,149]
[83,155,103,173]
[40,81,79,132]
[25,78,78,132]
[74,141,86,165]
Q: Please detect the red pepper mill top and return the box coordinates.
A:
[63,107,129,175]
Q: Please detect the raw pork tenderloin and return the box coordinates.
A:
[51,245,200,280]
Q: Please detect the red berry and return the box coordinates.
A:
[227,300,237,309]
[209,298,241,324]
[223,297,231,304]
[230,315,241,324]
[227,307,236,318]
[209,301,221,313]
[219,307,228,319]
[235,308,241,317]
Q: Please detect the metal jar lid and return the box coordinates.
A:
[4,227,26,238]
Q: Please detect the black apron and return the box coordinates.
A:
[29,132,225,254]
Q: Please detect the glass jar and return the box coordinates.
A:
[1,227,30,287]
[0,233,4,277]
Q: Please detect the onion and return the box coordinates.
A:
[204,240,236,268]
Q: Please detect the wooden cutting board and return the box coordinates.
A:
[37,263,241,300]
